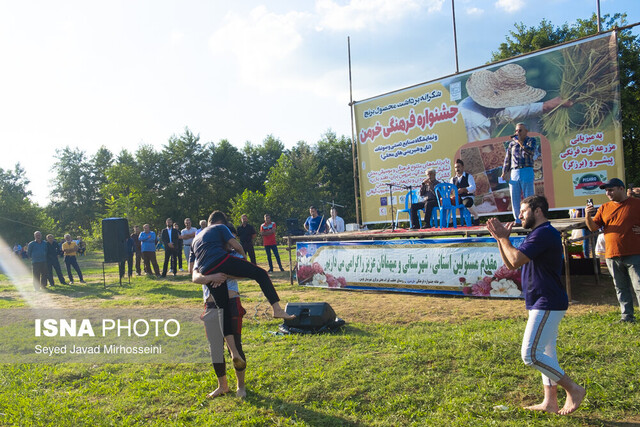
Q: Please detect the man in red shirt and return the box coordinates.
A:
[586,178,640,323]
[260,214,284,272]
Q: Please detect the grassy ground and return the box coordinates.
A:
[0,249,639,426]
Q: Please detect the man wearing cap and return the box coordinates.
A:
[410,168,440,229]
[501,123,537,225]
[585,178,640,323]
[460,63,574,142]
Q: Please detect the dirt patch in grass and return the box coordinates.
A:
[246,274,622,325]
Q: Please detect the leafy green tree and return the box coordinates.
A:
[102,149,157,229]
[491,13,640,185]
[316,130,357,223]
[48,147,102,235]
[202,139,246,215]
[264,142,329,237]
[242,135,285,192]
[0,164,54,245]
[229,189,268,243]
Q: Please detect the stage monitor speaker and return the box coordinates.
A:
[283,302,336,329]
[102,217,130,263]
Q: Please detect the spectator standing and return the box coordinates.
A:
[45,234,67,286]
[139,224,160,276]
[260,214,284,272]
[326,207,345,233]
[161,218,179,277]
[197,219,208,235]
[76,236,86,255]
[585,178,640,323]
[62,234,85,284]
[13,243,22,257]
[131,225,142,275]
[181,218,197,268]
[237,214,257,264]
[27,231,49,290]
[173,222,184,271]
[119,234,135,279]
[487,195,585,414]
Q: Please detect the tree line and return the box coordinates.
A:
[1,129,357,247]
[2,13,638,249]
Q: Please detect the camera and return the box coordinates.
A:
[586,198,593,207]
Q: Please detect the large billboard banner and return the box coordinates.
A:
[354,33,623,224]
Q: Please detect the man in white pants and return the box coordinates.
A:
[487,195,585,414]
[181,218,197,267]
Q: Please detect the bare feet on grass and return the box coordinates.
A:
[524,402,559,414]
[236,387,247,399]
[272,303,295,320]
[558,385,586,415]
[206,386,231,399]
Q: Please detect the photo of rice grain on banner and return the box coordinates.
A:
[542,33,620,140]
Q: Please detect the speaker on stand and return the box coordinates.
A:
[102,217,130,288]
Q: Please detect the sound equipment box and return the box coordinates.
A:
[102,217,130,263]
[283,302,336,329]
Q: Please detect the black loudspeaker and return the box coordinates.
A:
[283,302,336,329]
[102,217,130,263]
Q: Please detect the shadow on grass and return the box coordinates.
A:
[577,416,640,426]
[245,390,359,426]
[146,285,201,300]
[46,282,121,300]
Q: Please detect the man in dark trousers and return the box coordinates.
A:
[45,234,67,286]
[236,214,257,264]
[161,218,180,277]
[131,225,142,276]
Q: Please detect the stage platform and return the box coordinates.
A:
[284,218,596,300]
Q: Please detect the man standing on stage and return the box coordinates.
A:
[585,178,640,323]
[260,214,284,272]
[501,123,536,225]
[304,206,326,235]
[487,195,585,414]
[237,214,257,264]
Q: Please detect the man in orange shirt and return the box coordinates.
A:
[586,178,640,323]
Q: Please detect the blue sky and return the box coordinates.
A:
[1,0,638,205]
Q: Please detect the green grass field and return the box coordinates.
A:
[1,249,639,426]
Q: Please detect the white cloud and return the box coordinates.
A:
[208,6,312,91]
[170,30,184,47]
[466,7,484,15]
[495,0,525,13]
[315,0,444,31]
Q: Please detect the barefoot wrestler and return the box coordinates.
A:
[487,195,585,415]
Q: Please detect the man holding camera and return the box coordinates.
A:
[585,178,640,323]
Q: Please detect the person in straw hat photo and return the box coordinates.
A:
[458,63,572,142]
